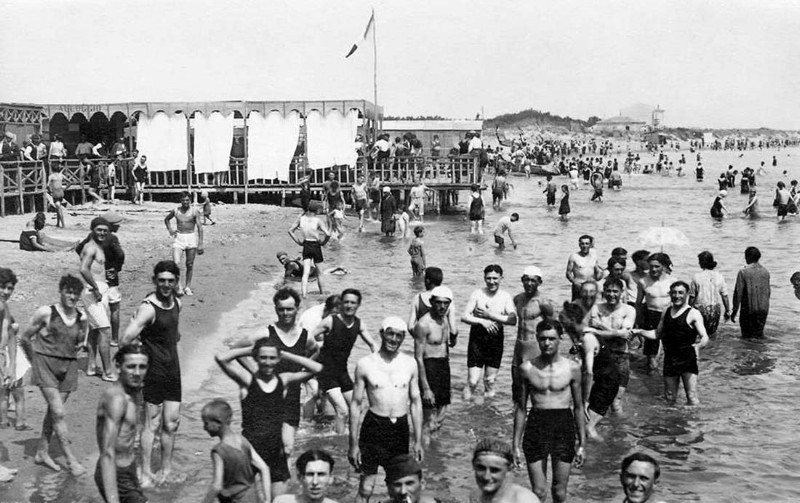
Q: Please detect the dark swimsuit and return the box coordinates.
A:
[264,325,308,427]
[661,307,699,377]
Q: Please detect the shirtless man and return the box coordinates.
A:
[311,289,377,434]
[462,264,517,401]
[274,449,339,503]
[80,217,114,381]
[289,203,331,297]
[566,235,603,301]
[407,267,457,332]
[414,286,456,443]
[587,280,636,416]
[20,274,88,475]
[348,316,423,503]
[512,266,553,406]
[513,320,585,503]
[95,345,149,503]
[575,279,633,441]
[470,439,539,503]
[635,253,672,373]
[164,191,204,296]
[121,260,183,486]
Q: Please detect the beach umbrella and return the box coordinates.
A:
[637,226,690,252]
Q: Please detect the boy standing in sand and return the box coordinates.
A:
[201,399,271,503]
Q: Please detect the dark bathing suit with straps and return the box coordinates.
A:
[264,325,308,427]
[241,376,290,482]
[317,315,361,393]
[661,307,699,377]
[140,297,181,404]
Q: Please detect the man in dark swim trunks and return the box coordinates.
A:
[310,289,378,434]
[413,286,457,443]
[95,345,149,503]
[513,320,585,503]
[121,260,183,487]
[349,316,423,503]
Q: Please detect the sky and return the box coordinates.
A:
[2,0,799,129]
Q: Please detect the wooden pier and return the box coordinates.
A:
[0,154,479,217]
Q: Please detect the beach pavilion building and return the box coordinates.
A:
[1,99,480,215]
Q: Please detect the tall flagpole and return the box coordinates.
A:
[372,8,378,142]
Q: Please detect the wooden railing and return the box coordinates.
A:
[1,154,478,216]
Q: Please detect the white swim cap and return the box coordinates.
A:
[719,189,727,197]
[381,316,408,333]
[522,266,543,280]
[430,286,453,301]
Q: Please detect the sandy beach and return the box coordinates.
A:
[0,200,299,502]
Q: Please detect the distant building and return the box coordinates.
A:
[381,120,484,155]
[589,116,647,135]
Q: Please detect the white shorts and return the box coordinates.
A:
[107,286,121,304]
[83,281,111,329]
[173,232,198,251]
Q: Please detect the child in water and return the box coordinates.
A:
[559,184,571,220]
[201,399,270,503]
[200,190,216,225]
[408,226,426,276]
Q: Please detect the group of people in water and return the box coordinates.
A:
[1,142,792,503]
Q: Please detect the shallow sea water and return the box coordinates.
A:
[33,146,800,502]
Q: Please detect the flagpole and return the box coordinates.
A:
[372,8,378,143]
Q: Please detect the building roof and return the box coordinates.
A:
[382,120,483,131]
[596,116,646,125]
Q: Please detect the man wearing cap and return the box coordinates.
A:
[76,211,126,346]
[407,267,457,333]
[1,131,20,161]
[79,217,115,381]
[380,454,439,503]
[349,316,423,503]
[470,439,539,502]
[512,266,553,406]
[413,285,456,443]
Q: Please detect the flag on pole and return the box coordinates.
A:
[345,9,375,58]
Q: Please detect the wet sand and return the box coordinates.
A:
[0,201,298,502]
